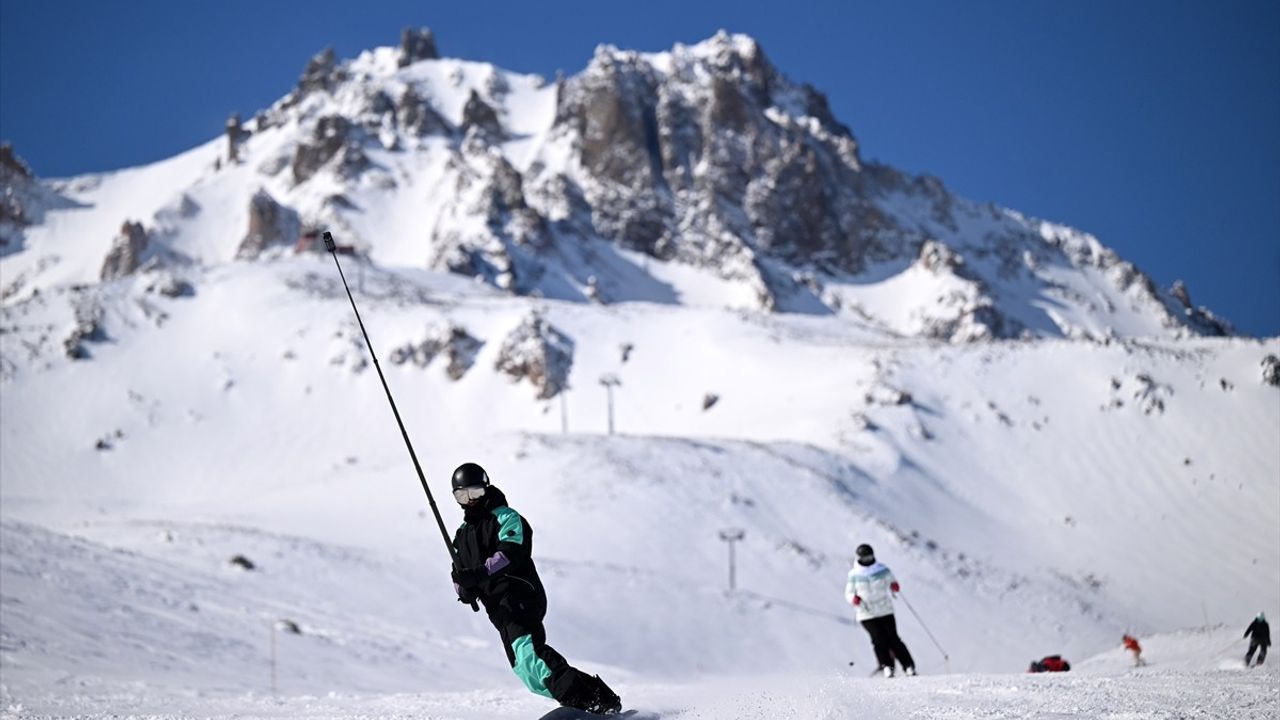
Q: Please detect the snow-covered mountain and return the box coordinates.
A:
[0,28,1232,341]
[0,27,1276,718]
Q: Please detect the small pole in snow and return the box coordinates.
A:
[270,620,277,694]
[599,375,621,435]
[560,386,569,434]
[719,528,745,592]
[1201,601,1210,628]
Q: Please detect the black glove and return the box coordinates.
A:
[452,566,488,591]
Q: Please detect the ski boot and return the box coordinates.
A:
[903,666,917,677]
[882,666,895,678]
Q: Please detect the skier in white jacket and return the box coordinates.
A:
[845,544,916,677]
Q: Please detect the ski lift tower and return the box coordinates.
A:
[718,528,746,592]
[599,374,621,435]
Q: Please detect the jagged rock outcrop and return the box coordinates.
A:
[398,86,449,137]
[398,27,439,67]
[100,221,150,280]
[918,240,966,276]
[921,302,1009,343]
[236,190,300,260]
[259,47,350,131]
[494,314,574,398]
[143,270,193,298]
[1262,355,1279,387]
[297,48,342,98]
[1,144,78,253]
[432,141,551,292]
[1170,280,1192,309]
[225,112,245,163]
[63,322,97,360]
[293,115,368,183]
[0,144,36,252]
[389,323,483,380]
[907,240,1017,342]
[0,144,35,228]
[1166,279,1232,337]
[460,90,503,139]
[63,299,105,360]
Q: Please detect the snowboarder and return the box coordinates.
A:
[449,463,622,714]
[844,543,916,677]
[1122,634,1146,666]
[1027,655,1071,673]
[1244,612,1270,667]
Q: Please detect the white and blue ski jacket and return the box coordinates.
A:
[845,561,897,621]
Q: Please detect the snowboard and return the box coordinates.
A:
[536,708,659,720]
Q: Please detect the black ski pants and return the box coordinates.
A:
[860,613,915,670]
[487,593,593,702]
[1245,639,1268,666]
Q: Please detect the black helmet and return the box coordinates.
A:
[856,543,875,566]
[451,462,490,490]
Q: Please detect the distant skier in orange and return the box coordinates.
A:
[1122,634,1146,666]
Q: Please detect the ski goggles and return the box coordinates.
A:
[453,486,487,504]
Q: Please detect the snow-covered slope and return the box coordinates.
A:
[1,26,1276,719]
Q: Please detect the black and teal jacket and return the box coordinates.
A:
[452,486,545,617]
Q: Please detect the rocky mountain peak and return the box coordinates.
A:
[296,47,343,98]
[398,27,439,67]
[1,143,33,183]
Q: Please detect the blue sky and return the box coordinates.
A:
[1,0,1277,335]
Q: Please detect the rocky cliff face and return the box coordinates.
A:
[237,190,300,260]
[545,34,904,310]
[100,221,150,280]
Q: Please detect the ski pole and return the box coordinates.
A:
[324,231,478,612]
[899,592,950,673]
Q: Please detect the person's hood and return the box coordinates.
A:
[1259,612,1267,622]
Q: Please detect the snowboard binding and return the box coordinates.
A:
[561,674,621,715]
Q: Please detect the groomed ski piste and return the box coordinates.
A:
[2,31,1278,720]
[0,624,1271,718]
